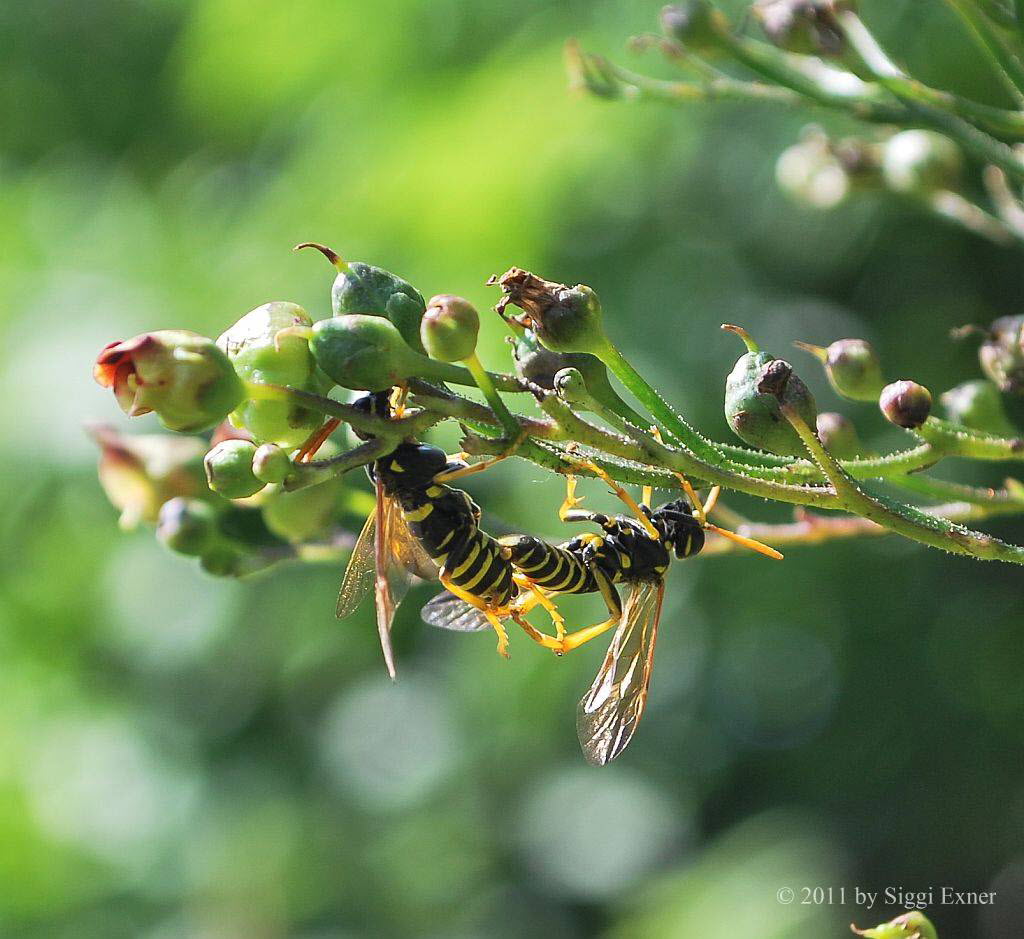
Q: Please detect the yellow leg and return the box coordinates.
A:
[390,384,409,418]
[642,483,653,508]
[559,473,583,522]
[559,615,620,652]
[440,572,510,658]
[513,574,565,641]
[575,459,660,541]
[703,485,721,516]
[511,611,564,653]
[434,430,527,485]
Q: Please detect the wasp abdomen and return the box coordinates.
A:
[502,535,597,594]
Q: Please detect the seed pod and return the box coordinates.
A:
[879,380,932,429]
[296,243,427,353]
[723,326,817,456]
[309,314,467,391]
[156,497,218,557]
[262,480,339,542]
[490,268,610,356]
[421,294,480,362]
[753,0,850,56]
[815,412,866,459]
[882,130,961,196]
[87,424,209,529]
[552,367,590,405]
[204,439,265,499]
[218,301,330,447]
[941,379,1017,435]
[252,443,292,484]
[659,1,723,53]
[795,337,885,401]
[94,330,244,433]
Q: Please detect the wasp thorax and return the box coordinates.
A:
[653,500,705,559]
[879,380,932,429]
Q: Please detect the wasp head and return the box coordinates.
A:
[651,499,705,559]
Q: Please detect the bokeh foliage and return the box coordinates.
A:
[1,1,1023,936]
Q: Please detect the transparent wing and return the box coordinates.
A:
[576,579,664,767]
[336,507,377,619]
[420,591,492,633]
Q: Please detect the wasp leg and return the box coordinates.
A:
[512,574,566,641]
[439,572,510,658]
[296,418,341,462]
[509,610,564,653]
[567,458,660,540]
[557,572,623,653]
[390,384,409,418]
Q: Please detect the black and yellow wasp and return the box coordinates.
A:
[426,462,782,765]
[336,392,562,677]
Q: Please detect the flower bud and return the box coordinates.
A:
[204,439,266,499]
[552,367,590,405]
[723,327,817,456]
[882,130,961,196]
[421,294,480,362]
[659,2,723,53]
[753,0,849,56]
[852,911,937,939]
[968,314,1024,394]
[94,330,244,433]
[296,243,427,353]
[880,380,932,429]
[88,424,209,529]
[156,497,218,557]
[815,411,866,459]
[262,481,339,542]
[941,379,1016,435]
[795,337,885,401]
[252,443,292,484]
[776,131,850,210]
[309,314,465,391]
[490,268,609,356]
[218,301,330,446]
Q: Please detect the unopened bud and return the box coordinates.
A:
[882,130,961,196]
[776,132,850,210]
[754,0,850,56]
[880,380,932,429]
[815,412,865,458]
[796,337,885,401]
[156,497,218,557]
[204,439,265,499]
[941,379,1016,435]
[852,911,937,939]
[421,294,480,362]
[964,315,1024,394]
[252,443,292,484]
[659,1,723,53]
[262,481,339,543]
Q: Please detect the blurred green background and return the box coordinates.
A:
[2,1,1024,936]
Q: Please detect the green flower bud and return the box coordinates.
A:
[262,481,339,542]
[94,330,244,433]
[296,243,426,353]
[795,337,885,401]
[199,545,247,578]
[552,367,590,405]
[880,380,932,429]
[420,294,480,362]
[490,268,610,356]
[88,424,209,529]
[659,2,724,53]
[815,412,866,458]
[882,130,961,196]
[723,326,817,456]
[204,439,265,499]
[156,497,218,557]
[851,912,937,939]
[218,301,330,447]
[309,314,466,391]
[941,379,1017,435]
[753,0,850,56]
[964,315,1024,394]
[252,443,292,484]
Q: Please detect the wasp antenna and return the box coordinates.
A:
[705,523,783,560]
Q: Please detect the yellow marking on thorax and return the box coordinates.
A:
[426,485,444,498]
[389,460,405,472]
[437,529,455,550]
[404,502,433,522]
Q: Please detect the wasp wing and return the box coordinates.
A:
[576,579,664,766]
[336,506,377,619]
[419,591,492,633]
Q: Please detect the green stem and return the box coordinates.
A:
[780,396,1024,563]
[943,0,1024,103]
[464,351,521,440]
[283,438,393,491]
[917,416,1024,458]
